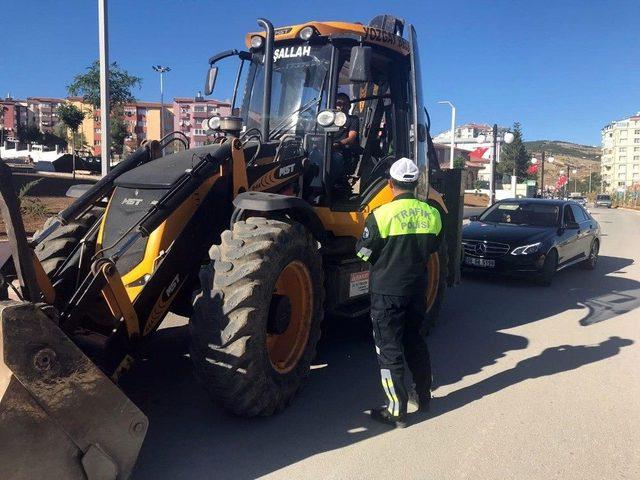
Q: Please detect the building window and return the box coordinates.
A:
[635,130,640,135]
[137,121,146,127]
[619,147,626,152]
[619,156,627,162]
[194,129,204,135]
[194,106,205,112]
[618,173,626,180]
[94,140,101,146]
[95,128,101,134]
[618,181,625,187]
[634,156,640,161]
[635,139,640,143]
[194,141,203,147]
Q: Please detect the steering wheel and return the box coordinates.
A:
[368,154,395,181]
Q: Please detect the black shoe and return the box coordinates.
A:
[369,407,407,429]
[408,391,431,413]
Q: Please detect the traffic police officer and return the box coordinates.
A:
[356,157,442,428]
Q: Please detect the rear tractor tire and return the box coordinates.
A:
[34,211,102,277]
[424,236,448,334]
[189,218,324,417]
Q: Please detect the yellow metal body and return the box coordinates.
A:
[96,176,219,306]
[246,21,410,56]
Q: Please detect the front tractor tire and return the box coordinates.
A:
[189,218,324,417]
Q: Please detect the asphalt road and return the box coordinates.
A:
[125,207,640,480]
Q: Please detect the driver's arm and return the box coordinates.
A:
[335,117,359,147]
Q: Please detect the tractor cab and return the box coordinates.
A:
[204,15,432,208]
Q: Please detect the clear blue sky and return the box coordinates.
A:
[1,0,639,145]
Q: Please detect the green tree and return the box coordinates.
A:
[110,107,129,156]
[497,122,532,180]
[67,61,141,160]
[453,155,467,169]
[67,61,142,110]
[57,102,87,178]
[17,124,42,144]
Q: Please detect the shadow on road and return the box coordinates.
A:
[430,336,633,420]
[432,255,639,388]
[126,254,639,479]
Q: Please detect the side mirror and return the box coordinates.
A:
[204,66,218,95]
[565,221,580,229]
[349,46,372,83]
[469,215,479,222]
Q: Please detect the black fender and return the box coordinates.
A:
[232,191,327,242]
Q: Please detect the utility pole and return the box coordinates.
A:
[98,0,111,177]
[153,65,171,140]
[437,101,456,168]
[540,150,545,196]
[490,123,498,204]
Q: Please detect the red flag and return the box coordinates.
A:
[527,164,538,174]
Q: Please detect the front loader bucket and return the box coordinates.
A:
[0,301,147,480]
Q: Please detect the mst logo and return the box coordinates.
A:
[121,198,143,206]
[277,163,296,178]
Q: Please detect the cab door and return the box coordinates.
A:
[408,24,429,201]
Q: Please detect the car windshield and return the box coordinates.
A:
[242,43,331,137]
[597,195,611,201]
[480,202,560,227]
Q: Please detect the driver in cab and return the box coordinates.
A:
[329,93,360,190]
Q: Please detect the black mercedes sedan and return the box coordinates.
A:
[462,199,601,285]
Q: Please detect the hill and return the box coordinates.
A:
[523,140,600,181]
[523,140,600,161]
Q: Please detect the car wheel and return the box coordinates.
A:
[535,249,558,287]
[581,239,599,270]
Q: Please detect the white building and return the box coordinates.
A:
[434,123,510,182]
[601,113,640,192]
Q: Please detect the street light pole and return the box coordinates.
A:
[98,0,111,177]
[152,65,171,140]
[437,100,456,169]
[490,123,498,204]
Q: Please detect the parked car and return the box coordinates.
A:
[462,199,600,285]
[570,196,587,207]
[594,194,612,208]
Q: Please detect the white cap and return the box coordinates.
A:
[389,157,420,182]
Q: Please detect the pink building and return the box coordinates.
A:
[173,93,231,147]
[0,96,30,143]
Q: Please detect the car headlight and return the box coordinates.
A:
[510,242,542,255]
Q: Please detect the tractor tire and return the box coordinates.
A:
[34,211,102,277]
[189,217,324,417]
[424,235,448,334]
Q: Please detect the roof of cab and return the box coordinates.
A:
[245,21,410,56]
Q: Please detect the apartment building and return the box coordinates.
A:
[26,97,65,133]
[0,96,31,143]
[173,93,231,147]
[69,97,174,156]
[601,113,640,192]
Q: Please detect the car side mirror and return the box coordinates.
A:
[565,221,580,229]
[349,46,372,83]
[204,66,218,95]
[469,215,479,222]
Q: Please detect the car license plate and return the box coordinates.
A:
[464,257,495,268]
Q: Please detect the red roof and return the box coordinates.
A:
[468,147,490,162]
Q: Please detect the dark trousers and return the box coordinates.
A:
[371,292,432,417]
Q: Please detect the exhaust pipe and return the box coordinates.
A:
[257,18,274,142]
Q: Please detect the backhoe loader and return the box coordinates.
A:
[0,14,462,479]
